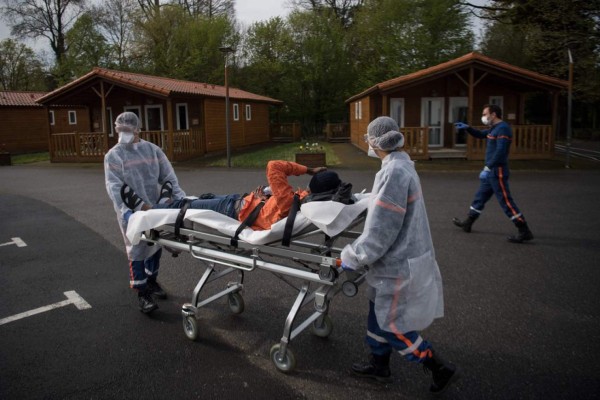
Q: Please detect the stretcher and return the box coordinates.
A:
[126,195,370,372]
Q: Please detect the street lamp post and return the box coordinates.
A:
[219,46,234,168]
[566,48,574,169]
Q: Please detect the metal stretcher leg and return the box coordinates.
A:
[181,262,244,341]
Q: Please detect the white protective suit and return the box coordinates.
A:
[341,151,444,333]
[104,140,186,261]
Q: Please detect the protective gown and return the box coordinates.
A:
[341,151,444,333]
[104,140,185,261]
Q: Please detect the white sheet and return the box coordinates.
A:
[126,194,369,246]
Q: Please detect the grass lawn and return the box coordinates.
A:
[190,142,341,168]
[9,152,50,165]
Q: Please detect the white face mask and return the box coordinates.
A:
[367,145,379,158]
[481,115,492,126]
[118,132,134,144]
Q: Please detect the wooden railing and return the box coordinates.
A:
[467,125,554,160]
[50,128,204,163]
[324,123,350,142]
[403,126,429,160]
[50,132,106,162]
[271,123,302,142]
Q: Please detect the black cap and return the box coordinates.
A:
[309,171,341,194]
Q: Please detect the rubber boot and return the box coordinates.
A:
[138,289,158,314]
[508,220,534,243]
[351,353,393,383]
[423,352,460,395]
[452,215,476,233]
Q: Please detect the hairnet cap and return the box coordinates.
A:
[115,111,141,133]
[367,116,405,151]
[309,171,341,194]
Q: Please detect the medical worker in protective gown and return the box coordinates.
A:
[340,116,460,395]
[104,112,186,314]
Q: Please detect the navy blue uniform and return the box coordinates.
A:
[465,121,525,224]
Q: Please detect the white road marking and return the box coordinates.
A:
[0,291,91,326]
[0,237,27,248]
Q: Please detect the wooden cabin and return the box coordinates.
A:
[36,68,283,162]
[0,91,87,154]
[346,52,569,160]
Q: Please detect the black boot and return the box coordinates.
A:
[452,215,476,233]
[508,221,534,243]
[351,353,393,383]
[138,289,158,314]
[423,352,460,395]
[147,280,167,299]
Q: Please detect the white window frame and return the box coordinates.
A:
[355,101,363,120]
[144,104,164,131]
[389,98,405,128]
[124,106,142,129]
[233,103,239,121]
[106,107,114,137]
[68,110,77,125]
[176,103,189,130]
[245,104,252,121]
[49,110,55,125]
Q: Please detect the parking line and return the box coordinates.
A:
[0,237,27,248]
[0,291,91,326]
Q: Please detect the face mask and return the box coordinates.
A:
[118,132,134,144]
[367,145,379,158]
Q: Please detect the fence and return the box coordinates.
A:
[50,128,204,163]
[467,125,553,160]
[402,127,430,160]
[270,123,302,142]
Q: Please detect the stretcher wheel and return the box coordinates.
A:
[183,316,199,341]
[311,315,333,338]
[270,344,296,373]
[228,292,245,314]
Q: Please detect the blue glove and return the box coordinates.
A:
[479,166,491,180]
[454,122,469,130]
[124,210,133,223]
[340,261,354,271]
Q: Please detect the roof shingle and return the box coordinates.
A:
[0,91,47,107]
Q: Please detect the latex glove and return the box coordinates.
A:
[124,210,133,223]
[454,122,469,130]
[340,261,355,271]
[479,166,491,180]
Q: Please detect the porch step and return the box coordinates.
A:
[429,149,467,159]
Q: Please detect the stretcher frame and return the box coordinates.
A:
[138,212,367,373]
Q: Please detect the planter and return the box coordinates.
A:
[295,152,326,167]
[0,153,11,166]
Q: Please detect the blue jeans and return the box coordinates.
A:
[365,301,433,363]
[153,194,241,219]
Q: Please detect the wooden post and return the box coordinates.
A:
[166,98,174,161]
[100,81,108,154]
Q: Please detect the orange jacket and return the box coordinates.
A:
[237,161,309,230]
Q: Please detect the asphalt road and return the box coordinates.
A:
[1,162,599,400]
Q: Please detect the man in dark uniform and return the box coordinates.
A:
[453,104,534,243]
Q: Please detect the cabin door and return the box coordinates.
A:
[421,97,444,147]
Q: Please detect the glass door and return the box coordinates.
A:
[421,98,444,147]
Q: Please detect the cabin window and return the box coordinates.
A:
[106,107,114,137]
[355,101,362,120]
[49,110,55,125]
[245,104,252,121]
[233,103,239,121]
[489,96,504,111]
[176,103,188,130]
[68,110,77,125]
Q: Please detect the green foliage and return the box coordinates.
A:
[0,39,47,90]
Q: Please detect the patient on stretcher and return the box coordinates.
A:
[121,160,353,231]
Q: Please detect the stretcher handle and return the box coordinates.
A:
[188,243,255,272]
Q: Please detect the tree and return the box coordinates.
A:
[290,0,365,27]
[92,0,138,69]
[176,0,234,19]
[60,13,111,81]
[0,39,47,90]
[0,0,87,79]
